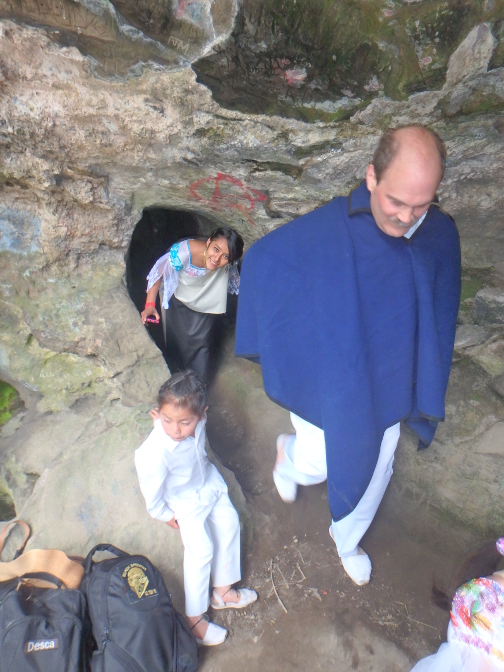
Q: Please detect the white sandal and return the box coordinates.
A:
[210,588,258,610]
[329,526,371,586]
[191,615,227,646]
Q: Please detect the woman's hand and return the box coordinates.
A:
[141,305,160,325]
[141,280,162,324]
[166,517,179,529]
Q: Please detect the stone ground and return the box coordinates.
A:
[193,481,471,672]
[193,336,492,671]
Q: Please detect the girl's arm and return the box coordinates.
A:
[140,241,191,322]
[134,437,175,523]
[140,278,162,324]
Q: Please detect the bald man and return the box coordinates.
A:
[235,125,461,586]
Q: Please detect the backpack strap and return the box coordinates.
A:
[0,549,84,589]
[84,544,130,573]
[17,572,64,589]
[0,520,31,559]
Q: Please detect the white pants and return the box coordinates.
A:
[176,492,241,616]
[282,413,400,557]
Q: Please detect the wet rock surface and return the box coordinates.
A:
[0,0,237,75]
[194,1,504,121]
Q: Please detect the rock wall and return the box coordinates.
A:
[1,3,504,567]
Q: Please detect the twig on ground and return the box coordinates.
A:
[296,563,306,581]
[393,600,437,630]
[275,563,290,589]
[270,559,288,614]
[296,548,305,564]
[406,616,437,630]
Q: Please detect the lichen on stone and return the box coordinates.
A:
[0,381,22,427]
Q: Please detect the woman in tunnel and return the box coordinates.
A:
[140,227,244,386]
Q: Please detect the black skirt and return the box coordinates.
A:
[163,296,218,386]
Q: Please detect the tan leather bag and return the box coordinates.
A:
[0,520,84,589]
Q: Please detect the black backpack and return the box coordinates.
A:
[81,544,199,672]
[0,571,88,672]
[0,521,88,672]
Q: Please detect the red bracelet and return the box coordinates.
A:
[145,302,156,308]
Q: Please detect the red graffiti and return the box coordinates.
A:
[189,173,267,226]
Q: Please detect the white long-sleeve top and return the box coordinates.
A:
[134,417,228,521]
[146,239,240,311]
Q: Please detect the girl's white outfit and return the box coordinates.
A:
[134,418,241,616]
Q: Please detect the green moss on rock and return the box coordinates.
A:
[194,0,504,121]
[0,381,23,427]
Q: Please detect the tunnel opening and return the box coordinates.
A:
[126,207,238,383]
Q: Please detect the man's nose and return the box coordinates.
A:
[397,206,414,225]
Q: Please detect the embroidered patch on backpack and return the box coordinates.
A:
[122,563,158,602]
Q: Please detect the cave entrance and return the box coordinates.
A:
[126,207,235,381]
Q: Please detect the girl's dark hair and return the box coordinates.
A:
[157,370,207,417]
[208,227,244,266]
[432,540,503,611]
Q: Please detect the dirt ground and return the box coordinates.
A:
[201,336,486,672]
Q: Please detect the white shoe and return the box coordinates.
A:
[211,587,258,610]
[193,617,227,646]
[329,526,371,586]
[273,434,297,503]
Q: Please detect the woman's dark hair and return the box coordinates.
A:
[157,370,207,417]
[208,227,244,266]
[432,539,503,611]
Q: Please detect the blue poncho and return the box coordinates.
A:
[235,182,461,521]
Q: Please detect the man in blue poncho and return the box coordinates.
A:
[235,125,461,586]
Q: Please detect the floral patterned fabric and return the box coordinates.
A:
[411,538,504,671]
[449,577,504,663]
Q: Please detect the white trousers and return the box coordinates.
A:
[282,413,400,558]
[176,491,241,616]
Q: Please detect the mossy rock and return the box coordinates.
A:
[439,87,504,118]
[0,381,24,427]
[194,0,504,121]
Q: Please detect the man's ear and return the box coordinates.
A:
[366,163,377,193]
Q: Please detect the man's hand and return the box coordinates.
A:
[166,517,179,529]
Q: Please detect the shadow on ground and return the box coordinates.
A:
[203,335,490,672]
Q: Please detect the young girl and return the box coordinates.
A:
[411,537,504,671]
[134,370,257,646]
